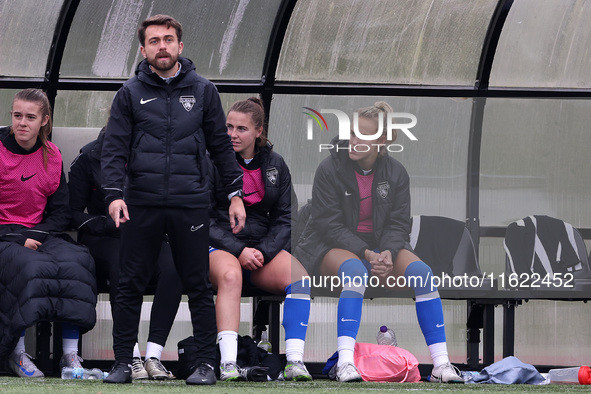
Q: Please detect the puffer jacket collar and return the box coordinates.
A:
[135,57,196,88]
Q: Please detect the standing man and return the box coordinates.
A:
[101,14,245,385]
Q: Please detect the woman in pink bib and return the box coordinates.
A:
[0,89,96,378]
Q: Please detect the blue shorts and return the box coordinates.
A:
[209,246,253,285]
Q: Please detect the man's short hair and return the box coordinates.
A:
[138,14,183,46]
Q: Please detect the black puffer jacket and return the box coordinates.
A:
[101,57,242,208]
[68,128,118,237]
[294,137,412,274]
[209,143,297,263]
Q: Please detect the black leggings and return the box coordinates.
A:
[78,232,182,346]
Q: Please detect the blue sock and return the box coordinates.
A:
[405,261,446,345]
[282,280,311,341]
[337,259,367,338]
[61,323,80,340]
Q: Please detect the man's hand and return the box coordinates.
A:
[238,247,264,271]
[108,199,129,228]
[24,238,41,250]
[229,196,246,234]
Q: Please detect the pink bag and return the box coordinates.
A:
[353,342,421,382]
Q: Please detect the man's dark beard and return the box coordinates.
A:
[149,53,178,72]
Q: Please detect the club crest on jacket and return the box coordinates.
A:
[179,96,196,111]
[377,181,390,199]
[266,167,278,184]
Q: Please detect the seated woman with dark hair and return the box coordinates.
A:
[209,97,312,381]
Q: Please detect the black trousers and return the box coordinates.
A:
[112,205,215,364]
[78,232,182,346]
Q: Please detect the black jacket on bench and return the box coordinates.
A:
[68,129,118,237]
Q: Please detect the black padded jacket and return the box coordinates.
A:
[101,57,242,208]
[294,136,412,274]
[209,143,297,263]
[68,128,118,237]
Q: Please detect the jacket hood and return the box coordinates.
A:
[90,127,106,160]
[261,140,274,155]
[0,126,8,139]
[328,135,348,161]
[236,141,274,170]
[78,127,105,161]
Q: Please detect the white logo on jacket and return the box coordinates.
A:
[266,167,278,184]
[179,96,196,111]
[140,97,157,104]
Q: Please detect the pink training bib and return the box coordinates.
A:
[0,141,62,227]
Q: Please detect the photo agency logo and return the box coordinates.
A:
[303,107,418,152]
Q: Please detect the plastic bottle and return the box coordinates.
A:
[61,367,108,380]
[376,325,397,346]
[257,330,272,353]
[547,366,591,385]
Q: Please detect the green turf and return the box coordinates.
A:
[0,378,590,393]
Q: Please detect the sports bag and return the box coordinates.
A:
[354,342,420,382]
[324,342,420,382]
[177,335,284,381]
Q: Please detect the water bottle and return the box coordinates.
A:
[61,367,108,380]
[547,366,591,385]
[376,325,397,346]
[257,330,272,353]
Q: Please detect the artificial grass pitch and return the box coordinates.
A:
[0,378,590,394]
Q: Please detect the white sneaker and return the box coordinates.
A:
[430,362,464,383]
[283,360,312,381]
[59,352,83,370]
[131,357,149,380]
[220,361,245,381]
[144,357,175,380]
[6,352,44,378]
[336,362,362,382]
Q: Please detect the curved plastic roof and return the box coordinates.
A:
[1,0,590,235]
[2,0,590,89]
